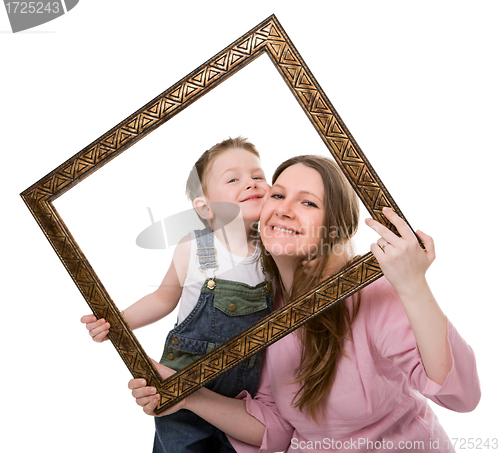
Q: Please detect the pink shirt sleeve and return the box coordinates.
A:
[228,354,294,453]
[228,277,481,452]
[423,319,481,411]
[369,278,481,413]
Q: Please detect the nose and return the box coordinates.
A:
[275,198,294,219]
[246,178,258,190]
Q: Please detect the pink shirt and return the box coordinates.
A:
[229,277,480,453]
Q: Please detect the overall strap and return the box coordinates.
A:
[195,227,218,270]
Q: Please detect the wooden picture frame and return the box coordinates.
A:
[20,14,415,414]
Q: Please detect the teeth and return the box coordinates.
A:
[272,226,298,234]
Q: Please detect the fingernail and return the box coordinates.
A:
[150,388,156,394]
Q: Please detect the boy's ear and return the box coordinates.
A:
[193,197,213,220]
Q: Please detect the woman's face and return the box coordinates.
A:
[260,163,325,260]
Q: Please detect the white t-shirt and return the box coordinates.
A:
[176,230,266,324]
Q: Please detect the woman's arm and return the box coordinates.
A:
[129,361,266,447]
[366,207,452,385]
[392,277,451,386]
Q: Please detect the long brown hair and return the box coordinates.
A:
[261,155,361,422]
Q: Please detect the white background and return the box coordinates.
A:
[2,1,499,452]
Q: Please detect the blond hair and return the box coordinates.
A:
[186,137,260,227]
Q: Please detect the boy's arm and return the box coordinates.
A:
[123,235,190,329]
[82,235,191,340]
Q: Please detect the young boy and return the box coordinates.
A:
[82,137,273,452]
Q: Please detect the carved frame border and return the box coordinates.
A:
[21,15,412,413]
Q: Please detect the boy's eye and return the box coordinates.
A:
[253,176,265,181]
[228,178,238,183]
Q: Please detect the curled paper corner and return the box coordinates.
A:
[4,0,80,33]
[64,0,79,12]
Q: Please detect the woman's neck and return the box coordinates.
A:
[272,242,356,299]
[272,255,299,296]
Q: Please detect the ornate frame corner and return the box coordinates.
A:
[21,15,413,413]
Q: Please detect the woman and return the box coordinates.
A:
[130,156,480,452]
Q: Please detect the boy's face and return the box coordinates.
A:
[203,148,270,224]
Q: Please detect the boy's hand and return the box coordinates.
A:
[81,314,110,342]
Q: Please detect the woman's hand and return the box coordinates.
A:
[128,358,186,417]
[366,207,435,297]
[81,314,110,342]
[366,207,452,384]
[132,361,267,445]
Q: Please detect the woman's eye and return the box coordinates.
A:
[270,194,284,199]
[303,201,318,208]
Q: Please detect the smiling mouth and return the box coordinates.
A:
[240,195,263,202]
[271,226,301,235]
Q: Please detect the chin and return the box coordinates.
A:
[262,240,299,258]
[241,208,263,221]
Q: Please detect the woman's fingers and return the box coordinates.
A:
[128,379,161,415]
[380,207,414,240]
[370,242,385,262]
[143,395,161,415]
[135,392,161,416]
[135,395,156,406]
[129,379,159,401]
[301,258,315,275]
[366,208,420,248]
[132,386,158,399]
[376,238,393,253]
[365,218,400,246]
[128,375,185,417]
[128,378,148,390]
[149,358,177,380]
[416,230,436,262]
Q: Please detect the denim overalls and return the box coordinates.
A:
[154,227,274,453]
